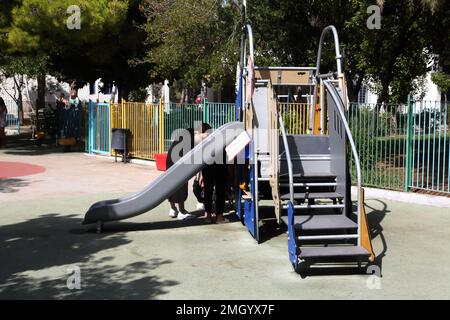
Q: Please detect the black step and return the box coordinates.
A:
[280,192,343,201]
[280,214,357,231]
[299,246,370,259]
[279,172,336,181]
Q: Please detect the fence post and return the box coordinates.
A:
[121,98,126,128]
[404,95,414,192]
[203,98,210,124]
[107,101,111,155]
[88,100,92,154]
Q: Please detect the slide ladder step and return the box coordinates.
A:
[282,204,344,210]
[280,214,357,231]
[279,172,336,181]
[280,182,337,187]
[299,246,370,259]
[280,192,343,201]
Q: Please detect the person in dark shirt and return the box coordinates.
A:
[166,128,195,220]
[195,122,228,224]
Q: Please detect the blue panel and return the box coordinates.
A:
[235,76,242,120]
[236,189,243,221]
[287,201,298,266]
[244,162,258,239]
[244,199,256,238]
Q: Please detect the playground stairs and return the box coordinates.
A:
[279,134,371,264]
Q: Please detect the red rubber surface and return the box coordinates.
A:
[0,161,46,178]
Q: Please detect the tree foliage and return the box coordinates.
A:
[1,0,150,99]
[139,0,241,98]
[1,0,448,104]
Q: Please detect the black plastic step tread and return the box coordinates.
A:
[279,173,336,182]
[280,172,336,178]
[299,246,370,259]
[280,214,357,230]
[280,192,343,200]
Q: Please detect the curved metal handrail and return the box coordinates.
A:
[239,23,255,113]
[315,25,343,79]
[323,80,363,245]
[311,25,344,134]
[278,102,294,204]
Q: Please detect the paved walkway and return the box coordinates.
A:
[1,137,450,299]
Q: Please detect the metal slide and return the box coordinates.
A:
[83,121,244,225]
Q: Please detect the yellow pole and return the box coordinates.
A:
[122,98,126,129]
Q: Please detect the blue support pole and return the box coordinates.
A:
[236,189,243,221]
[287,201,298,268]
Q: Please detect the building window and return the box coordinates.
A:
[357,85,368,104]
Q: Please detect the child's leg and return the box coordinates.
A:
[213,165,227,223]
[202,167,214,221]
[168,201,178,218]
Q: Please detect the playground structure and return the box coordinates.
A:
[84,11,376,273]
[236,22,375,271]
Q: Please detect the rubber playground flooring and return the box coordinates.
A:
[1,140,450,299]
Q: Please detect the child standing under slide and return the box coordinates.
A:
[166,128,195,220]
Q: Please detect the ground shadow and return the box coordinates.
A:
[87,210,241,233]
[3,134,84,156]
[0,178,31,193]
[365,199,389,273]
[257,206,285,244]
[0,213,178,299]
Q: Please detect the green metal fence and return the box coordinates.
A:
[163,103,204,151]
[348,99,450,195]
[203,102,236,129]
[83,97,449,195]
[163,101,235,151]
[410,100,449,194]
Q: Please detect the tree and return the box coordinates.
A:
[0,54,48,123]
[139,0,241,101]
[2,0,149,104]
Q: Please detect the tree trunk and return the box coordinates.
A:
[119,82,130,102]
[13,75,25,124]
[346,73,364,103]
[36,74,46,130]
[377,80,390,106]
[18,90,24,125]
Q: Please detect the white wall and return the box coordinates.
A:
[0,73,117,108]
[422,72,441,102]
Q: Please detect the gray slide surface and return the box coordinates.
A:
[83,121,244,224]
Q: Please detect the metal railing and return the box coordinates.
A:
[348,99,450,195]
[4,100,20,135]
[324,80,363,245]
[279,103,311,135]
[83,96,449,195]
[87,100,235,160]
[278,103,294,204]
[164,103,203,151]
[87,101,110,155]
[111,101,161,160]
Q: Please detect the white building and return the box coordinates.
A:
[0,74,118,117]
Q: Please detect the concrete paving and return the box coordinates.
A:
[1,138,450,299]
